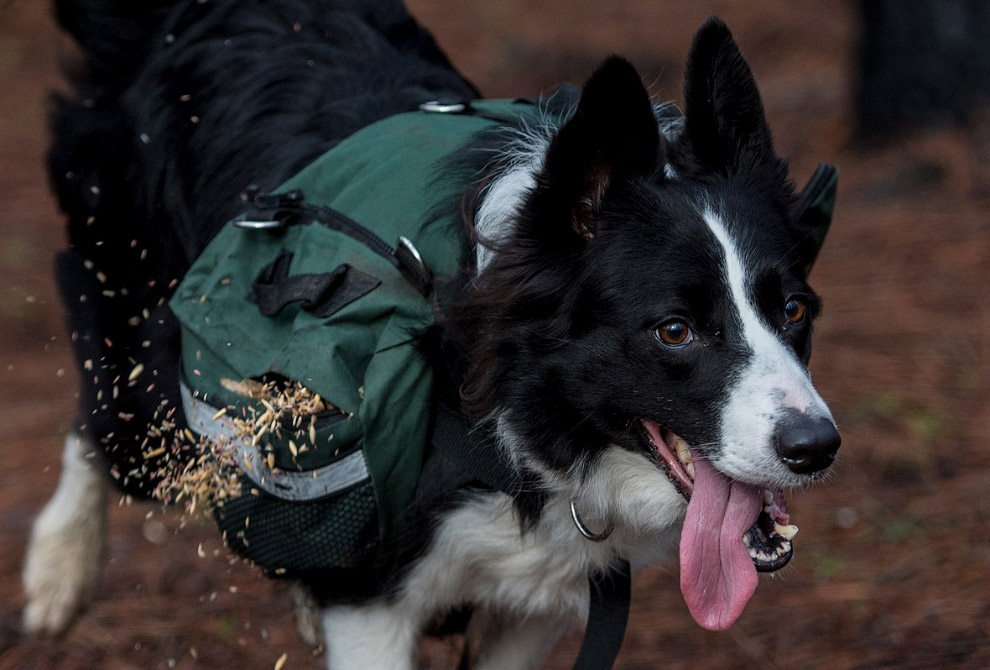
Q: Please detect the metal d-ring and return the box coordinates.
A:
[570,501,613,542]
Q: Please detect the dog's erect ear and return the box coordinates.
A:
[683,17,785,179]
[538,56,660,241]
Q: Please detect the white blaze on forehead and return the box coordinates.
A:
[700,205,833,484]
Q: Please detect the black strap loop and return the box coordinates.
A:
[796,163,838,249]
[248,249,380,318]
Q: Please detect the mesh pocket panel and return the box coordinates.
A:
[215,480,379,573]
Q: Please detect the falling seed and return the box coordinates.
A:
[144,447,165,459]
[180,94,191,102]
[288,440,298,457]
[128,363,145,381]
[211,407,227,421]
[90,185,100,195]
[190,115,200,124]
[275,652,288,670]
[197,543,206,558]
[140,133,150,144]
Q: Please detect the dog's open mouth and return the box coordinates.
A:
[641,419,798,631]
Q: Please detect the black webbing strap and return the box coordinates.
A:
[429,406,632,669]
[247,249,381,318]
[429,405,519,493]
[573,560,632,670]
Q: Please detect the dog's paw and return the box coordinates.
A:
[23,434,108,636]
[22,505,106,635]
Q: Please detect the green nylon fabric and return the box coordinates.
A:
[170,100,536,546]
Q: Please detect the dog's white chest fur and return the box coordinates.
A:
[319,446,684,670]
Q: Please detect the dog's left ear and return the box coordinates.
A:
[537,56,660,241]
[791,163,839,278]
[682,17,786,181]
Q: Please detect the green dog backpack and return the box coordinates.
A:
[168,100,536,575]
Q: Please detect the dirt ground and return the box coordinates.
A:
[1,0,988,668]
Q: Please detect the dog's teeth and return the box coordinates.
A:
[672,434,695,480]
[763,489,774,506]
[742,533,751,547]
[773,523,799,540]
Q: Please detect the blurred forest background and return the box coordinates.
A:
[1,0,988,668]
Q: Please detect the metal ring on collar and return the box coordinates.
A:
[570,500,613,542]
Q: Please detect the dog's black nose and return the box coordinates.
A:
[773,411,840,475]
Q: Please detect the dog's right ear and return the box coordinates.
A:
[533,56,661,242]
[682,17,787,181]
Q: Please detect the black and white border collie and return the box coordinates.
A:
[24,1,839,667]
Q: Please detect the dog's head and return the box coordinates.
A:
[458,17,839,630]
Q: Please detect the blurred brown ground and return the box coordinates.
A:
[1,0,988,668]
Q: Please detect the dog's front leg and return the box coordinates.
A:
[321,600,419,670]
[465,609,569,670]
[23,431,108,635]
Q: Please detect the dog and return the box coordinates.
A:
[24,1,840,668]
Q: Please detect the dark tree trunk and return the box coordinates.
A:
[856,0,990,142]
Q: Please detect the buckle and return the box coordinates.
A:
[419,100,470,114]
[234,187,305,230]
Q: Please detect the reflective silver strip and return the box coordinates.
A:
[179,380,369,501]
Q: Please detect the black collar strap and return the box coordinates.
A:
[573,560,632,670]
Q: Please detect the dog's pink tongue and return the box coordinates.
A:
[679,454,763,631]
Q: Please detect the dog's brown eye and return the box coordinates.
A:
[784,298,806,324]
[656,320,693,346]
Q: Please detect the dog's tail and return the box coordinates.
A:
[53,0,177,78]
[48,0,191,499]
